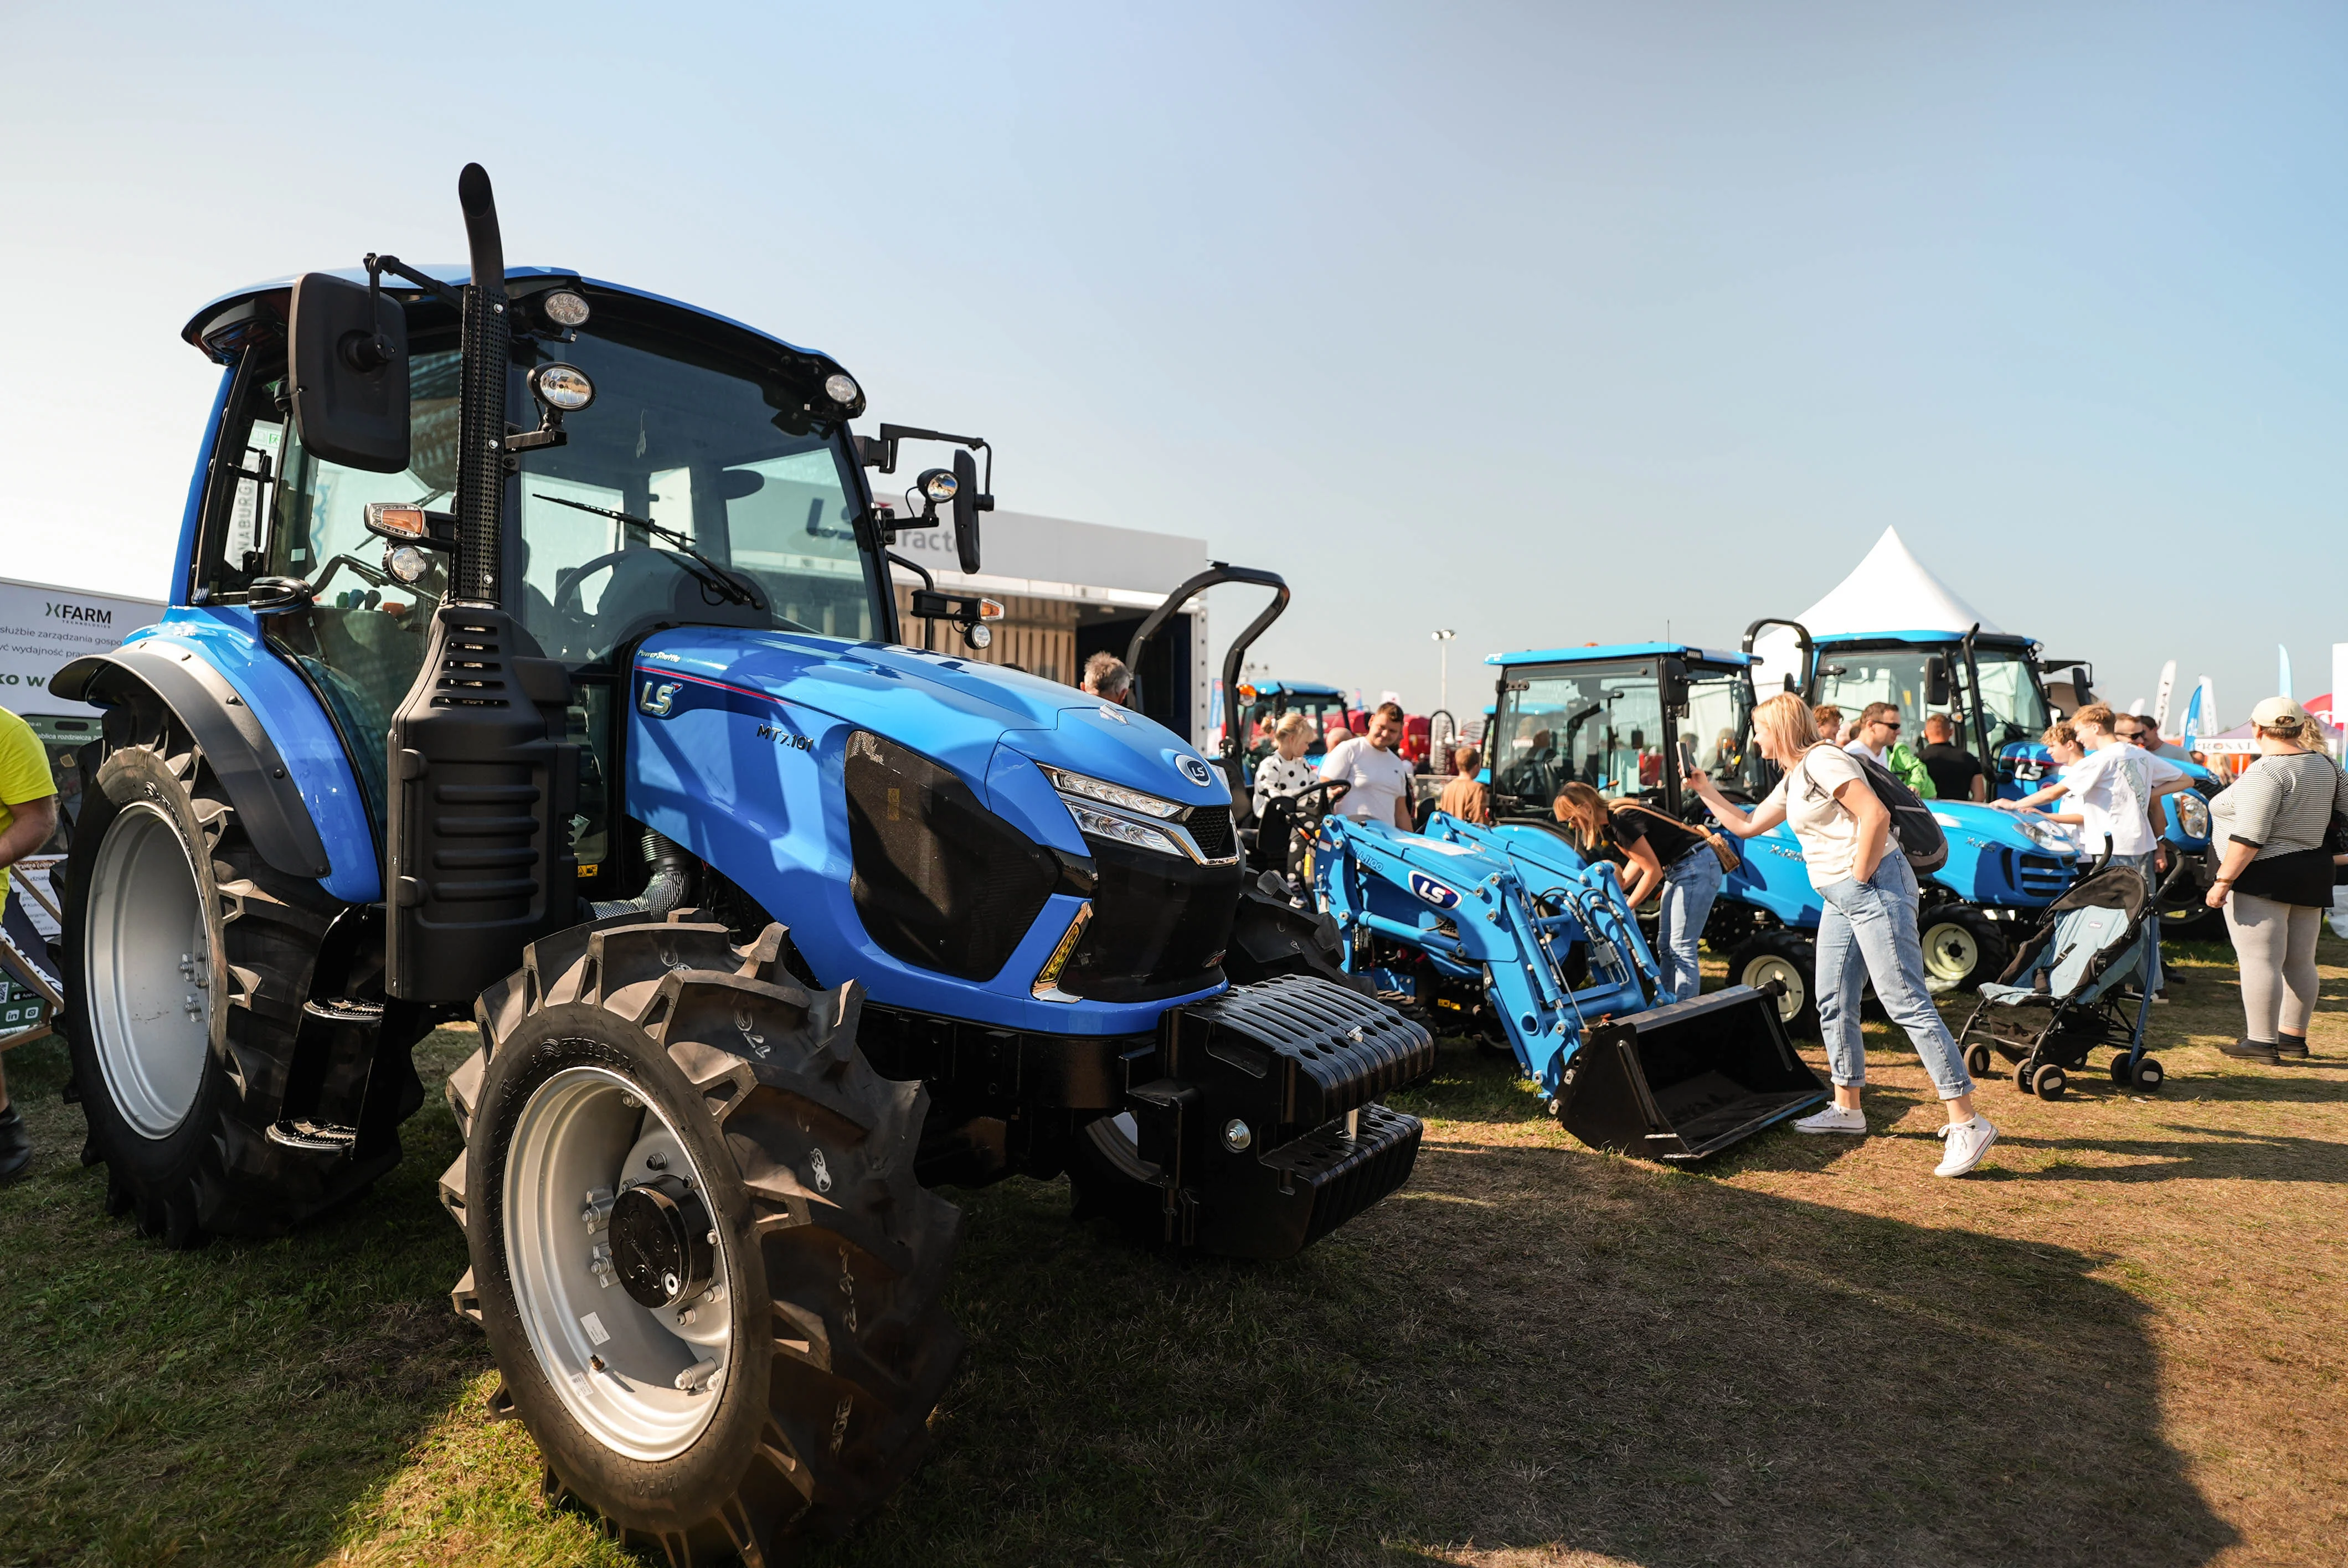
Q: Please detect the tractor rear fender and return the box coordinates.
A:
[54,625,379,902]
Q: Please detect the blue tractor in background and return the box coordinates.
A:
[52,167,1430,1565]
[1227,677,1351,791]
[1479,639,2145,1035]
[1769,620,2224,947]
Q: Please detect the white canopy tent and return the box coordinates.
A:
[1748,528,2001,696]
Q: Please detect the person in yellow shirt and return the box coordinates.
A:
[0,706,61,1183]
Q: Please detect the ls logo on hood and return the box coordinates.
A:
[1177,755,1214,787]
[1409,873,1462,909]
[640,680,679,718]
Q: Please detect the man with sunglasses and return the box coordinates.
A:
[1843,702,1938,798]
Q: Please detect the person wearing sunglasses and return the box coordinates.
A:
[1842,702,1938,798]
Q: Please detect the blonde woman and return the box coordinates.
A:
[1687,692,1996,1175]
[2203,698,2348,1062]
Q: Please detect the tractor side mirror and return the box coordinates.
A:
[951,448,990,575]
[1924,655,1951,705]
[289,272,410,473]
[1657,657,1690,718]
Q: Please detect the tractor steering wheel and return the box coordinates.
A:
[1285,777,1352,826]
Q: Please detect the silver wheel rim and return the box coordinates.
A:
[1745,955,1806,1022]
[1922,921,1980,992]
[505,1065,734,1461]
[86,802,212,1139]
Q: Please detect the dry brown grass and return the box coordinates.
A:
[4,935,2343,1566]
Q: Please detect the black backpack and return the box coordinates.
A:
[1800,746,1948,874]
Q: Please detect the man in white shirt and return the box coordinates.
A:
[1321,702,1417,831]
[2001,703,2171,994]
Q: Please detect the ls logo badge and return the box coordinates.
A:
[1177,755,1214,787]
[1408,873,1461,909]
[640,680,679,718]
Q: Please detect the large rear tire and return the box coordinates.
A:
[444,914,962,1565]
[62,718,415,1242]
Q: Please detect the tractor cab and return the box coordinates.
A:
[1230,679,1348,786]
[1757,623,2073,801]
[1485,642,1764,823]
[178,269,913,888]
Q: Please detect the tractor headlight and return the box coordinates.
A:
[541,289,591,327]
[528,362,596,412]
[1038,766,1183,819]
[2016,817,2074,854]
[1063,800,1186,858]
[2173,793,2211,840]
[825,372,861,406]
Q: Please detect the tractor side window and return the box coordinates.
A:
[1493,667,1665,809]
[1683,670,1763,794]
[254,346,464,832]
[1972,652,2049,747]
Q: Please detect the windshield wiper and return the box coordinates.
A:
[531,493,760,607]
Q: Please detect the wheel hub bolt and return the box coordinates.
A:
[1222,1118,1252,1153]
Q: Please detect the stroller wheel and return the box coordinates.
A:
[1964,1042,1992,1077]
[2010,1061,2037,1092]
[2109,1054,2134,1086]
[2031,1063,2068,1100]
[2133,1057,2165,1091]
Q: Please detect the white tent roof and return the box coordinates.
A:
[1793,527,2000,637]
[1749,528,2000,693]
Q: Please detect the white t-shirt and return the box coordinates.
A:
[1320,736,1414,826]
[2124,742,2189,789]
[1252,753,1320,818]
[1763,744,1871,886]
[2059,745,2156,858]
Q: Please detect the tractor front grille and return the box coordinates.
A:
[1182,804,1235,860]
[2017,853,2073,900]
[1059,835,1244,1003]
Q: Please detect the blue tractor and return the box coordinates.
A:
[52,167,1430,1564]
[1768,620,2224,946]
[1307,810,1825,1159]
[1480,639,2122,1035]
[1227,677,1351,791]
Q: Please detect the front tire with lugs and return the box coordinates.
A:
[443,914,962,1566]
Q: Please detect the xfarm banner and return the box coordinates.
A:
[0,576,164,719]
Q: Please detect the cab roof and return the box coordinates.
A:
[179,265,848,379]
[1244,680,1345,700]
[1488,641,1750,668]
[1810,628,2037,649]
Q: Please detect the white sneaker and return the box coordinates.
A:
[1933,1116,1999,1177]
[1793,1103,1868,1135]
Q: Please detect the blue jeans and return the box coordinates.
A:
[2112,852,2165,994]
[1656,846,1726,1001]
[1815,854,1975,1100]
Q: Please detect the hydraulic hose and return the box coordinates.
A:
[589,831,697,921]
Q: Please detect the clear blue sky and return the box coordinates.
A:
[3,2,2341,729]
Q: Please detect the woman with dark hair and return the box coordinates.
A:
[2203,698,2348,1062]
[1551,781,1727,1002]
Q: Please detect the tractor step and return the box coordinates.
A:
[266,1120,359,1153]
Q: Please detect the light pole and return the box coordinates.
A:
[1432,628,1456,716]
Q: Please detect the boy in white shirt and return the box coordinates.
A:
[1999,703,2171,995]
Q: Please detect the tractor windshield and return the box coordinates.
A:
[1493,661,1759,814]
[1238,692,1348,773]
[1813,644,1954,741]
[512,313,878,664]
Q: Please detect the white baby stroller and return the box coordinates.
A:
[1956,850,2160,1100]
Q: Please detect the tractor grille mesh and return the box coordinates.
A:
[1061,837,1244,1003]
[1183,804,1234,860]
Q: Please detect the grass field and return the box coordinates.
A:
[3,935,2344,1566]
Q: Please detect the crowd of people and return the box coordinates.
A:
[1242,682,2348,1179]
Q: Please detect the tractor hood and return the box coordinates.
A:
[634,627,1229,813]
[1932,798,2069,858]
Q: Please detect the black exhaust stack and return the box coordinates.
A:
[384,164,579,1003]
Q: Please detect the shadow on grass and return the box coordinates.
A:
[1989,1122,2348,1183]
[0,1030,492,1567]
[818,1069,2236,1567]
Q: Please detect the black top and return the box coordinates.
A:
[1917,741,1985,802]
[1609,804,1708,866]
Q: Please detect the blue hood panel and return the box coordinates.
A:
[635,628,1227,811]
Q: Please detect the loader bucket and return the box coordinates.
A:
[1557,983,1826,1160]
